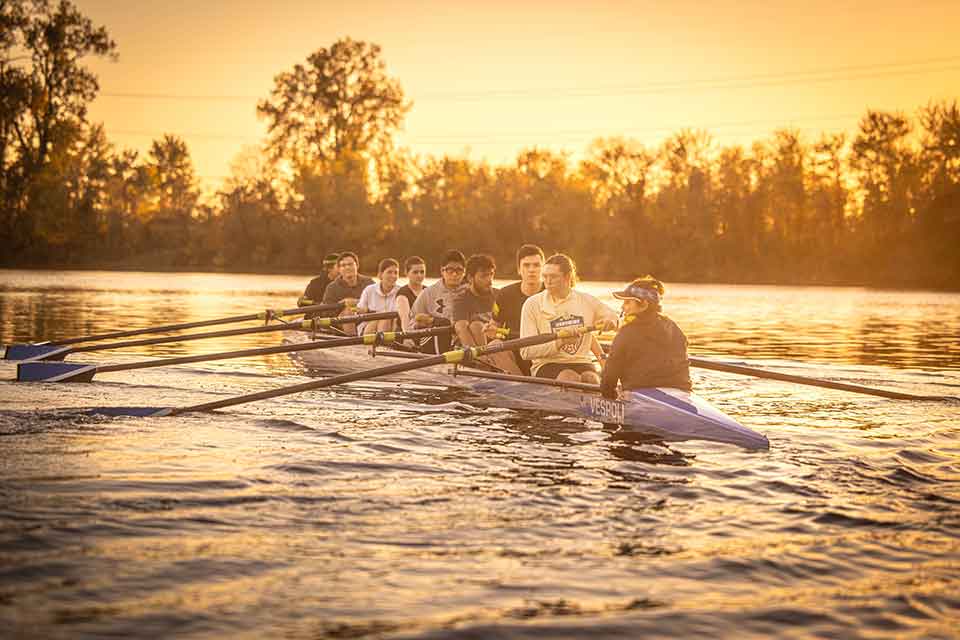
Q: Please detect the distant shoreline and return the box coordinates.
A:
[2,264,957,293]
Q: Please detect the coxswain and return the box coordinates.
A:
[600,276,692,399]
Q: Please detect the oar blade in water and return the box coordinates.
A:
[4,344,70,361]
[18,361,98,382]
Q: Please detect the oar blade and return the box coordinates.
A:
[17,361,98,382]
[4,344,70,361]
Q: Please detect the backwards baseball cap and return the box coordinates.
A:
[323,253,340,266]
[612,282,661,304]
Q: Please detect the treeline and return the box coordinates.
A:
[2,3,958,287]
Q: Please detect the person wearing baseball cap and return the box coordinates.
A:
[599,275,692,399]
[299,253,341,313]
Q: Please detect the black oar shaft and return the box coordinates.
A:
[96,326,453,374]
[169,328,584,416]
[46,302,342,346]
[170,353,450,415]
[689,357,955,401]
[69,312,397,354]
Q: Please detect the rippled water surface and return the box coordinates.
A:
[1,270,959,639]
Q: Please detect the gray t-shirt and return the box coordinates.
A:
[410,280,465,322]
[452,287,496,324]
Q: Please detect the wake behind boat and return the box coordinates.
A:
[282,329,771,450]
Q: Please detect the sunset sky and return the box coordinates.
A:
[76,0,960,188]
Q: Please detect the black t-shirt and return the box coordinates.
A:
[397,284,419,308]
[600,312,692,397]
[302,274,331,304]
[452,287,496,324]
[494,281,544,339]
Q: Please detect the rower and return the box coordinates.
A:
[298,252,339,317]
[357,258,401,336]
[395,256,426,335]
[600,276,692,399]
[321,252,374,335]
[410,250,465,353]
[452,254,523,375]
[491,244,545,375]
[519,253,618,383]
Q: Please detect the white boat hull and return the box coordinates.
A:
[283,331,770,450]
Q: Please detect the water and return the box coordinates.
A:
[1,270,958,638]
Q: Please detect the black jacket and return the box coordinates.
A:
[600,313,692,398]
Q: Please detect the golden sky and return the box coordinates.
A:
[77,0,960,188]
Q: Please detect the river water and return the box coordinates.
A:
[1,270,958,639]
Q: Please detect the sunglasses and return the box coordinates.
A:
[442,266,464,273]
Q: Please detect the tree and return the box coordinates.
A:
[580,137,655,274]
[0,0,116,255]
[257,38,409,171]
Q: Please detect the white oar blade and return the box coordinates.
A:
[17,362,98,382]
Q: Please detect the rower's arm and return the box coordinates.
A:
[591,335,606,365]
[453,320,477,347]
[518,299,558,361]
[396,296,414,332]
[600,331,626,399]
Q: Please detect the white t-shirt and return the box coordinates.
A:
[357,282,400,332]
[519,288,618,374]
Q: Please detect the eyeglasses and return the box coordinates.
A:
[442,266,464,273]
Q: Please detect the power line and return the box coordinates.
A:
[97,55,960,103]
[103,113,863,145]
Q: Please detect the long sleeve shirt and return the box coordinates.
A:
[518,289,618,375]
[600,312,692,398]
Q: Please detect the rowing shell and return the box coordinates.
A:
[283,331,770,450]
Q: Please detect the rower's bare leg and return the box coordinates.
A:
[338,309,357,336]
[362,321,378,335]
[474,321,522,375]
[580,371,601,384]
[556,369,582,383]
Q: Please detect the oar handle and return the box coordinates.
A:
[46,302,344,346]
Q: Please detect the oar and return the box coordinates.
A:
[12,311,397,363]
[19,325,451,383]
[595,341,958,402]
[90,325,598,418]
[3,302,344,360]
[688,356,959,401]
